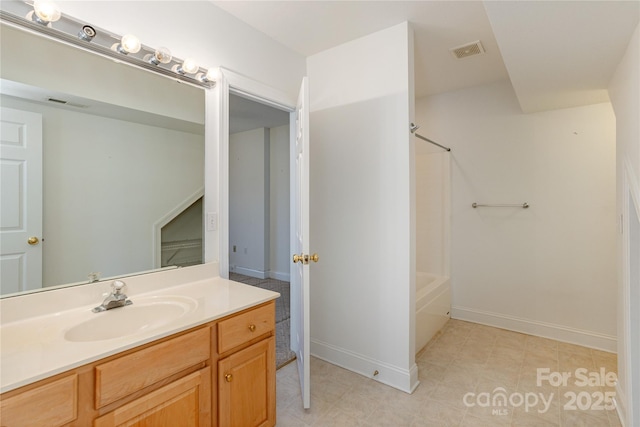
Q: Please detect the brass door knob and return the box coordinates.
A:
[292,254,304,264]
[27,236,40,245]
[225,374,233,382]
[248,324,256,332]
[306,253,319,263]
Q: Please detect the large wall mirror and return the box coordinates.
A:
[0,23,206,297]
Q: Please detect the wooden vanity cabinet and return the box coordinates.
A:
[0,301,276,427]
[217,303,276,427]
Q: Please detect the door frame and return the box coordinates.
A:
[214,68,297,279]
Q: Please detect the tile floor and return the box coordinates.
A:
[229,273,296,368]
[275,319,620,426]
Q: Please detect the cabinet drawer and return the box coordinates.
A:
[0,374,77,427]
[218,303,274,354]
[94,368,211,427]
[95,327,210,408]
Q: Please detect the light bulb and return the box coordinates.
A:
[33,0,61,24]
[145,47,172,65]
[111,34,141,55]
[120,34,141,54]
[172,58,199,75]
[181,58,199,74]
[197,68,218,83]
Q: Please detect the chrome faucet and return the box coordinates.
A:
[92,280,133,312]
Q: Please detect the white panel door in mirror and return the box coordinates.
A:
[0,107,42,294]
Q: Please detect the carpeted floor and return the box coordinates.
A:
[229,273,296,369]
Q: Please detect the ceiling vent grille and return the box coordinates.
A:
[47,97,88,108]
[450,40,485,59]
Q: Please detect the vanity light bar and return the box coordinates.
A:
[0,7,216,89]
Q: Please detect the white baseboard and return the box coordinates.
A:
[269,271,290,282]
[614,383,628,427]
[228,266,290,282]
[230,266,267,279]
[451,305,617,352]
[311,338,419,394]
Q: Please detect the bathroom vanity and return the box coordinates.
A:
[0,263,279,427]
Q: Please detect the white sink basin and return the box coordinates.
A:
[64,296,197,342]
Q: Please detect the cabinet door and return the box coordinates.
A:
[94,368,211,427]
[218,338,275,427]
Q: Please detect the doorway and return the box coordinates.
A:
[227,93,295,368]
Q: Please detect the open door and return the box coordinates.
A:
[290,77,313,408]
[0,107,43,294]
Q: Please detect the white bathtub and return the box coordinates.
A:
[416,272,451,353]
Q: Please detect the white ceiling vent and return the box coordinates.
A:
[450,40,485,59]
[47,97,88,108]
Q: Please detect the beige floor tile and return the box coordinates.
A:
[592,350,618,375]
[460,412,512,426]
[440,369,481,392]
[560,407,612,427]
[349,378,398,401]
[414,398,466,426]
[331,391,380,420]
[429,381,474,410]
[419,347,457,368]
[284,396,335,426]
[485,353,523,377]
[464,334,497,350]
[366,405,416,426]
[480,366,521,389]
[310,377,352,404]
[511,408,561,426]
[608,409,623,427]
[491,344,526,363]
[526,335,559,349]
[411,378,439,400]
[557,342,593,358]
[275,409,312,427]
[521,350,560,372]
[275,321,619,427]
[558,351,596,372]
[313,407,371,427]
[416,359,448,382]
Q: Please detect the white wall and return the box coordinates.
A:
[416,80,618,351]
[229,128,269,277]
[609,22,640,427]
[269,125,290,281]
[2,96,204,287]
[308,22,417,393]
[228,125,290,281]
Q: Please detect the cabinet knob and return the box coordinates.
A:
[225,373,233,382]
[248,324,256,332]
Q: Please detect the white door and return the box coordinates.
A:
[0,107,43,294]
[290,77,313,408]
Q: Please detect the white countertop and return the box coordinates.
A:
[0,268,279,393]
